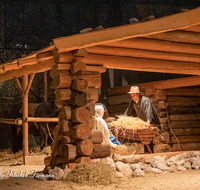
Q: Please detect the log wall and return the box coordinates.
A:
[47,51,110,168]
[108,85,200,152]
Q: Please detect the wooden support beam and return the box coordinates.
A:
[145,30,200,44]
[0,58,55,82]
[108,75,200,96]
[103,37,200,55]
[22,75,28,164]
[53,7,200,52]
[0,118,22,126]
[86,46,200,63]
[165,88,200,96]
[75,54,200,75]
[43,71,47,102]
[25,117,59,122]
[14,77,23,99]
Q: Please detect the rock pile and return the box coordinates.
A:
[44,151,200,180]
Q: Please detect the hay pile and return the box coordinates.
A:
[108,115,147,130]
[64,162,118,186]
[111,145,129,155]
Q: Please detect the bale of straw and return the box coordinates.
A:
[64,162,118,185]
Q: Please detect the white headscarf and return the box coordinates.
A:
[94,105,117,148]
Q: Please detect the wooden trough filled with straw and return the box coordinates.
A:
[108,116,158,154]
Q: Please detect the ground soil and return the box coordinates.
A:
[0,149,200,190]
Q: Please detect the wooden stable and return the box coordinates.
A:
[0,7,200,165]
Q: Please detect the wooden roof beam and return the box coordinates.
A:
[53,7,200,52]
[75,54,200,75]
[86,46,200,63]
[181,24,200,33]
[145,30,200,44]
[102,38,200,55]
[0,58,55,82]
[108,75,200,96]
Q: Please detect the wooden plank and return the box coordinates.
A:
[170,114,200,121]
[53,7,200,52]
[181,24,200,33]
[86,46,200,63]
[75,54,200,75]
[104,37,200,55]
[108,76,200,96]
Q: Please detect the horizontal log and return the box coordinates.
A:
[170,114,200,121]
[170,128,200,136]
[68,91,87,107]
[71,71,101,88]
[86,88,99,102]
[171,143,200,152]
[165,88,200,96]
[55,88,71,101]
[76,139,93,156]
[0,58,55,82]
[88,129,103,144]
[53,71,72,89]
[170,136,200,144]
[71,107,90,124]
[168,107,200,114]
[108,94,131,105]
[62,136,76,144]
[69,123,91,139]
[62,144,77,160]
[17,57,38,67]
[0,118,22,126]
[85,65,106,73]
[25,117,58,122]
[75,156,91,164]
[108,76,200,96]
[103,37,200,55]
[53,52,74,63]
[59,106,71,120]
[170,121,200,129]
[167,96,200,102]
[2,62,19,71]
[108,104,129,113]
[70,61,87,74]
[84,102,95,117]
[36,51,53,61]
[75,54,200,75]
[86,46,200,63]
[71,79,88,91]
[167,101,200,107]
[145,30,200,44]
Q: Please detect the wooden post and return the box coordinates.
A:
[43,71,47,102]
[22,75,28,164]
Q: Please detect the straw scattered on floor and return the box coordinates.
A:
[64,162,119,186]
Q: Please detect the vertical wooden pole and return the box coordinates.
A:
[43,71,47,102]
[22,75,28,164]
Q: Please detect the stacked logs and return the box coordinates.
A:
[108,85,200,152]
[46,51,110,167]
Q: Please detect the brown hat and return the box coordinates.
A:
[127,86,141,94]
